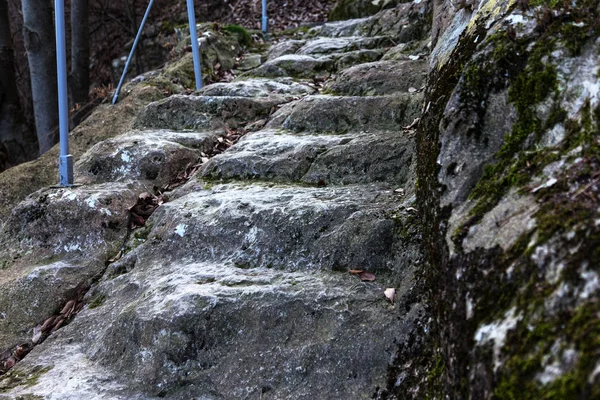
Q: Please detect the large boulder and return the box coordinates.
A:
[387,0,600,398]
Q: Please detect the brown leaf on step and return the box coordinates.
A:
[359,271,376,282]
[130,212,147,229]
[60,300,76,315]
[40,316,56,333]
[4,356,16,369]
[349,269,364,275]
[107,250,123,264]
[403,118,421,130]
[128,192,164,229]
[384,288,396,304]
[51,316,65,333]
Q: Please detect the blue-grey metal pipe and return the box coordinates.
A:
[55,0,73,186]
[262,0,268,33]
[112,0,155,104]
[186,0,203,90]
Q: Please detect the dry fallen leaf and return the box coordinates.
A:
[349,269,364,275]
[359,271,376,282]
[384,288,396,304]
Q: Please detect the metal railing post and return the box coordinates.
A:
[262,0,268,33]
[186,0,203,90]
[112,0,155,104]
[55,0,72,186]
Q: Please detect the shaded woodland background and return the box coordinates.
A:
[0,0,336,171]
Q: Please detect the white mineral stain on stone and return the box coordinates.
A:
[63,243,82,252]
[589,360,600,384]
[64,191,78,201]
[536,343,579,385]
[474,307,520,370]
[579,270,600,300]
[506,14,525,25]
[120,150,132,163]
[7,343,129,400]
[175,224,187,237]
[85,196,98,208]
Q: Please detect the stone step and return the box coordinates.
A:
[247,48,388,79]
[109,183,412,276]
[75,129,219,187]
[308,1,430,44]
[5,258,418,399]
[0,183,141,350]
[201,129,414,187]
[243,54,335,79]
[295,36,394,56]
[326,59,427,96]
[197,77,316,98]
[267,94,423,133]
[134,95,286,131]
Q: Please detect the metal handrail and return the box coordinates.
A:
[55,0,72,186]
[55,1,268,186]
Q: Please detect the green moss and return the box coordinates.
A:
[0,366,53,392]
[495,300,600,399]
[222,24,252,47]
[88,293,106,309]
[465,40,559,227]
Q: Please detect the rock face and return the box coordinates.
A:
[1,0,596,398]
[388,0,600,399]
[0,2,429,399]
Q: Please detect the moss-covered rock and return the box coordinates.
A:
[386,0,600,398]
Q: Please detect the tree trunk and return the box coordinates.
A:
[70,0,89,110]
[0,0,38,169]
[21,0,58,154]
[126,0,145,75]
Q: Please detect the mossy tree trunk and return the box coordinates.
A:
[0,0,38,170]
[21,0,59,155]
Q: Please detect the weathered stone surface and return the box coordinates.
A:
[301,132,415,186]
[0,85,164,223]
[0,260,98,352]
[327,59,427,95]
[0,183,139,350]
[197,78,315,98]
[329,0,406,21]
[202,130,414,186]
[134,95,285,131]
[75,130,218,186]
[389,0,600,398]
[0,184,137,266]
[308,17,371,38]
[267,94,422,133]
[237,53,263,71]
[266,39,307,61]
[201,130,350,182]
[297,36,393,55]
[3,261,418,400]
[123,184,403,273]
[244,54,334,79]
[334,49,386,70]
[312,1,431,43]
[438,90,517,206]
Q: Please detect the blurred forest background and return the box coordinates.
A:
[0,0,336,171]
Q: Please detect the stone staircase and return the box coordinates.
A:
[0,3,430,399]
